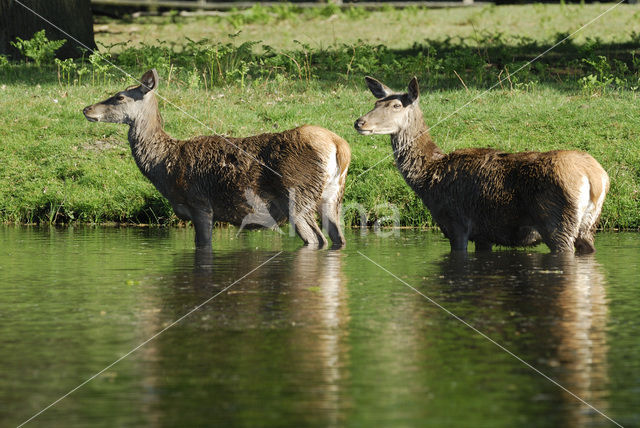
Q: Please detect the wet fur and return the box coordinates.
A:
[356,77,609,253]
[84,70,351,248]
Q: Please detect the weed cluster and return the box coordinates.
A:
[9,29,67,67]
[3,28,640,94]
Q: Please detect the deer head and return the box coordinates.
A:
[83,69,159,125]
[354,76,421,135]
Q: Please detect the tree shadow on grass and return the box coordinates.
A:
[2,34,640,93]
[308,34,640,92]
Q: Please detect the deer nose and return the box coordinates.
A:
[83,105,99,122]
[354,118,366,130]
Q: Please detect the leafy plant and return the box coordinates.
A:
[89,51,112,84]
[580,55,614,94]
[10,29,66,66]
[54,57,77,85]
[76,64,90,85]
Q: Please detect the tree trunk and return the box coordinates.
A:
[0,0,96,59]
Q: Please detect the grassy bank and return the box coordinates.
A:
[1,4,639,228]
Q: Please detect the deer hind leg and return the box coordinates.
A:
[320,199,345,249]
[540,226,576,253]
[289,197,326,248]
[444,220,470,252]
[289,186,328,248]
[295,214,328,248]
[574,200,603,255]
[575,214,597,254]
[573,174,606,254]
[447,226,469,252]
[319,151,346,249]
[449,236,469,252]
[474,241,492,252]
[574,235,596,254]
[541,214,578,254]
[191,208,213,248]
[325,216,345,249]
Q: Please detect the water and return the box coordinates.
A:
[1,226,638,427]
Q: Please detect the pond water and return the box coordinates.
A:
[1,226,639,427]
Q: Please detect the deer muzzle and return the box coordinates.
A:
[354,118,373,135]
[83,105,100,122]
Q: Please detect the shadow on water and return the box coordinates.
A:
[435,251,610,427]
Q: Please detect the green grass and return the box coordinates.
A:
[94,3,640,50]
[1,4,639,228]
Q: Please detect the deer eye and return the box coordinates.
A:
[116,95,125,102]
[393,103,402,109]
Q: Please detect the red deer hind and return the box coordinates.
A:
[84,69,351,249]
[354,76,609,253]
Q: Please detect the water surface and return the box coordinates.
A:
[0,227,638,427]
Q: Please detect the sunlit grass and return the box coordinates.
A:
[94,3,640,51]
[1,4,639,227]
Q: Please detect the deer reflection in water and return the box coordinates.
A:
[136,247,349,427]
[438,251,610,426]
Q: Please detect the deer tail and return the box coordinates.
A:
[332,134,351,197]
[584,159,610,207]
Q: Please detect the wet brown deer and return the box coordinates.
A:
[354,76,609,253]
[84,69,351,248]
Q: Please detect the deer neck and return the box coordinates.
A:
[391,112,444,189]
[127,96,176,176]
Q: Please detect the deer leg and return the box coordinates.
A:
[475,241,492,252]
[310,219,328,248]
[447,223,469,252]
[575,219,597,254]
[449,232,469,252]
[574,237,596,254]
[320,202,345,249]
[574,228,596,254]
[326,218,345,249]
[542,228,575,254]
[172,203,192,221]
[551,210,583,253]
[191,209,213,248]
[295,215,327,248]
[449,237,468,252]
[290,194,327,248]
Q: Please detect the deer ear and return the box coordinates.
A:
[407,77,419,102]
[140,69,159,94]
[365,76,392,99]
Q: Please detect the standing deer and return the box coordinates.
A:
[83,69,351,248]
[354,76,609,253]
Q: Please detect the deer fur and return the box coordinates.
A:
[84,69,351,248]
[354,76,609,253]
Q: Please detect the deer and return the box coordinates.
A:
[354,76,609,253]
[83,69,351,249]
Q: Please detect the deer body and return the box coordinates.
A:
[355,77,609,253]
[84,69,350,248]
